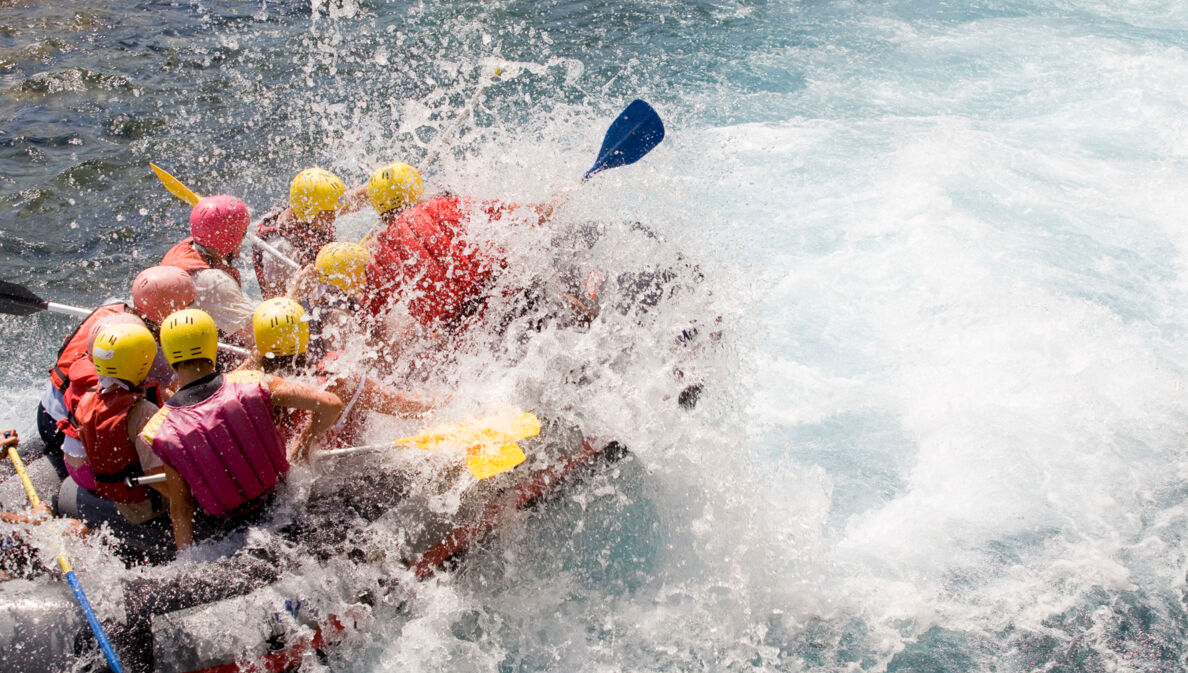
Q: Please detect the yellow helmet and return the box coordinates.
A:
[90,324,157,385]
[366,162,423,215]
[315,242,370,295]
[160,309,219,366]
[252,298,309,359]
[290,168,347,223]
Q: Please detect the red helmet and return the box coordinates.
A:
[132,265,196,323]
[190,194,249,256]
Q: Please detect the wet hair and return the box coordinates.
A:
[170,357,214,370]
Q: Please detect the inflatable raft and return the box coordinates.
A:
[0,417,627,673]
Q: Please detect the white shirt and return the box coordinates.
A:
[191,268,256,335]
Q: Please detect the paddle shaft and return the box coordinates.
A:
[35,300,249,357]
[126,472,166,487]
[318,442,404,459]
[6,446,124,673]
[46,302,93,319]
[246,231,301,270]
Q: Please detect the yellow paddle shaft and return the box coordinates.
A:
[7,447,40,508]
[6,447,70,572]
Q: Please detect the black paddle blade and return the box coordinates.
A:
[584,99,665,181]
[0,279,49,316]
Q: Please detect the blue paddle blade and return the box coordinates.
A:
[583,99,665,181]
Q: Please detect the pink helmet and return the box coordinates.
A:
[132,265,196,323]
[190,194,250,256]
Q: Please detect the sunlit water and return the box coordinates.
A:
[3,0,1188,671]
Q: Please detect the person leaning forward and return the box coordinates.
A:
[37,267,194,481]
[159,194,257,345]
[140,309,342,550]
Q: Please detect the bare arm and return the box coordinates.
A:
[336,185,370,217]
[165,465,196,550]
[349,376,436,417]
[265,375,343,461]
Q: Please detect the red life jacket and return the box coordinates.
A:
[364,196,507,328]
[58,357,98,441]
[252,209,336,298]
[48,303,130,394]
[74,386,154,503]
[161,237,242,286]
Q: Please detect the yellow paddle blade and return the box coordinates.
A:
[396,411,541,450]
[465,441,527,480]
[502,411,541,439]
[150,162,201,206]
[397,429,453,451]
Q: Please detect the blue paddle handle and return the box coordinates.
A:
[64,569,124,673]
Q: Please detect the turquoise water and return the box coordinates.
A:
[5,0,1188,671]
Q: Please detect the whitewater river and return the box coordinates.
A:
[4,0,1188,671]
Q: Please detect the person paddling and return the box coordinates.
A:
[360,163,583,345]
[251,298,432,452]
[64,324,172,548]
[298,241,378,361]
[361,162,512,335]
[37,267,195,480]
[254,168,370,299]
[140,309,342,550]
[159,194,256,344]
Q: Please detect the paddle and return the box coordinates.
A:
[149,163,302,271]
[315,410,538,478]
[0,280,250,357]
[582,99,665,181]
[4,432,125,673]
[0,279,92,319]
[129,410,535,486]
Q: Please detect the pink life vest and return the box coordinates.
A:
[141,370,288,517]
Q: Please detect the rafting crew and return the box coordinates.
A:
[26,156,580,556]
[140,309,343,550]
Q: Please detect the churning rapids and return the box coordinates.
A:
[4,0,1188,671]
